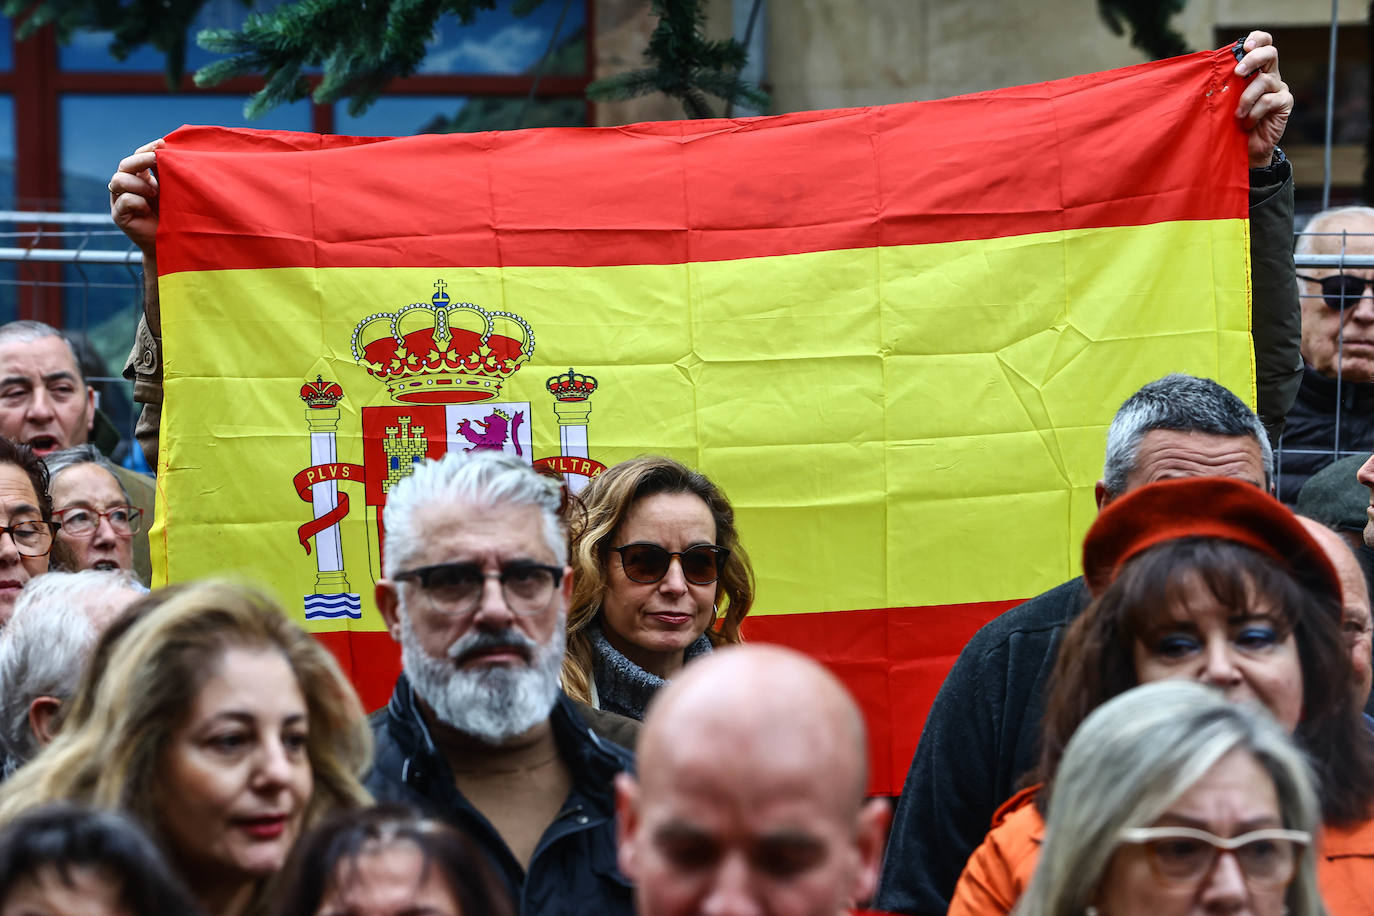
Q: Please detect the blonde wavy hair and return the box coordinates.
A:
[562,456,755,703]
[0,579,373,909]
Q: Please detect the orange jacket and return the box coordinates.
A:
[947,786,1041,916]
[948,785,1374,916]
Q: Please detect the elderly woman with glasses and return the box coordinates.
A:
[1016,680,1324,916]
[44,445,143,583]
[562,457,755,721]
[0,437,57,628]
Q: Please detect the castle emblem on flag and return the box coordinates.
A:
[292,279,607,620]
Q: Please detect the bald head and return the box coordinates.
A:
[1299,517,1373,707]
[642,645,869,807]
[618,645,888,916]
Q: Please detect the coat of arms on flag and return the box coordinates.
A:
[291,279,605,621]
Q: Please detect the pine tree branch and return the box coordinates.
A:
[1096,0,1190,61]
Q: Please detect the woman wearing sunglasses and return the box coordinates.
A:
[44,445,144,583]
[949,477,1374,916]
[1017,680,1323,916]
[562,456,755,720]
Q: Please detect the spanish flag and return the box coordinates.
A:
[154,45,1252,794]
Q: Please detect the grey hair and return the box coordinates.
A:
[42,445,132,503]
[1295,206,1374,256]
[1100,374,1272,497]
[382,451,566,576]
[0,570,140,776]
[0,322,83,376]
[1016,681,1325,916]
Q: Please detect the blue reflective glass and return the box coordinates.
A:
[335,95,585,136]
[0,95,13,209]
[59,0,296,73]
[420,4,586,75]
[60,95,311,212]
[0,18,11,71]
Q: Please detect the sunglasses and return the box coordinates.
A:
[611,543,730,586]
[1298,273,1374,311]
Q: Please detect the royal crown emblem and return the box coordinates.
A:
[547,368,598,402]
[350,279,535,404]
[293,278,607,622]
[299,375,345,409]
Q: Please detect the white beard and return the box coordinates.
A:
[400,607,565,744]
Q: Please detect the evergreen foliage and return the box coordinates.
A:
[3,0,232,87]
[585,0,769,119]
[1097,0,1190,61]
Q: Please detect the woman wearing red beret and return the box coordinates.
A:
[948,476,1374,916]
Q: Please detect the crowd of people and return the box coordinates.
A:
[4,25,1374,916]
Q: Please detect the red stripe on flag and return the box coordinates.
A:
[157,47,1247,275]
[316,630,401,715]
[744,601,1023,796]
[317,600,1018,797]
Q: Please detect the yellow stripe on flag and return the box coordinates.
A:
[155,217,1251,624]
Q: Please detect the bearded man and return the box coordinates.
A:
[369,451,635,915]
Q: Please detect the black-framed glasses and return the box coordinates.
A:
[1117,826,1309,887]
[393,561,564,616]
[611,543,729,586]
[0,520,59,557]
[1298,273,1374,312]
[52,505,143,537]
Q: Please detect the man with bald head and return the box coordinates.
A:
[617,645,889,916]
[1299,516,1374,711]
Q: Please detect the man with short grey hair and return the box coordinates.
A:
[0,570,142,777]
[366,450,635,915]
[877,373,1273,914]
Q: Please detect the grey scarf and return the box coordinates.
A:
[589,622,712,721]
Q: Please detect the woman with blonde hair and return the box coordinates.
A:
[1018,680,1324,916]
[0,580,373,916]
[563,456,755,719]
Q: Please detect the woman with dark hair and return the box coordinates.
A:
[562,456,755,720]
[948,477,1374,916]
[0,803,203,915]
[272,804,515,916]
[0,437,59,627]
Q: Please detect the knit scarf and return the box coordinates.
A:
[589,622,713,721]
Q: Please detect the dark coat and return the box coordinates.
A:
[1275,367,1374,504]
[365,676,636,916]
[873,578,1087,916]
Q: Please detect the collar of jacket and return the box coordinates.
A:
[382,672,636,797]
[1298,364,1374,412]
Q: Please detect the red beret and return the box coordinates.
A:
[1082,477,1342,604]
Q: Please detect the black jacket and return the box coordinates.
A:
[873,579,1088,915]
[1275,367,1374,504]
[365,676,636,916]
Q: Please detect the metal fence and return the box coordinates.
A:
[0,211,145,468]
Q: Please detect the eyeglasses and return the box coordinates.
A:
[611,543,730,586]
[1298,273,1374,311]
[0,520,59,557]
[393,561,564,616]
[52,506,143,537]
[1117,826,1310,887]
